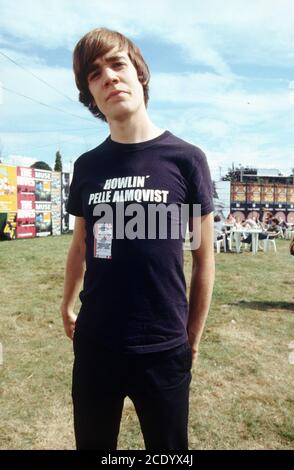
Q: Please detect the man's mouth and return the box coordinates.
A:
[107,90,127,100]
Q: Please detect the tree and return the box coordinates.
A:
[54,150,63,172]
[31,161,52,171]
[222,165,257,182]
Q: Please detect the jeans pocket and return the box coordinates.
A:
[143,342,192,391]
[173,341,192,372]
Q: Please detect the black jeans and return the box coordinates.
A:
[72,330,192,450]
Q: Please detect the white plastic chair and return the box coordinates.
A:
[226,231,233,251]
[277,227,284,239]
[239,231,251,252]
[214,230,226,253]
[215,238,223,253]
[285,229,294,240]
[263,235,277,253]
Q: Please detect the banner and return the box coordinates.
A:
[274,211,286,222]
[51,172,61,236]
[0,164,17,212]
[16,167,36,238]
[0,212,17,240]
[287,186,294,205]
[246,183,261,212]
[274,185,287,211]
[247,184,261,203]
[35,170,51,237]
[275,185,287,203]
[17,166,35,192]
[261,184,274,203]
[231,183,246,202]
[260,184,274,212]
[35,169,51,202]
[231,210,246,222]
[17,194,35,221]
[61,172,70,233]
[287,212,294,224]
[35,201,52,237]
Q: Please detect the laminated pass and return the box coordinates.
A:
[93,223,113,259]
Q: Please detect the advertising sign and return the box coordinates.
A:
[35,170,51,202]
[0,164,17,212]
[51,172,61,236]
[16,166,36,238]
[61,172,70,233]
[35,201,52,237]
[0,212,17,240]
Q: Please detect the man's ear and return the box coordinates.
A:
[138,74,147,85]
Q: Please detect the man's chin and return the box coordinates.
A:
[107,108,133,122]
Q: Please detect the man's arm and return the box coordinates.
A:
[60,216,86,339]
[187,212,215,366]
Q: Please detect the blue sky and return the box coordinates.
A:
[0,0,294,179]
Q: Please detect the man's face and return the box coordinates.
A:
[87,47,145,121]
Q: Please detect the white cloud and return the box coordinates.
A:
[150,102,294,180]
[1,0,294,71]
[150,71,294,130]
[0,130,100,153]
[4,154,37,167]
[0,48,78,106]
[150,72,234,102]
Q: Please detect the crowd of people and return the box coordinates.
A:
[214,212,293,253]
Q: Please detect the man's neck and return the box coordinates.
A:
[108,111,164,144]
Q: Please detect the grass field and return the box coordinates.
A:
[0,234,293,450]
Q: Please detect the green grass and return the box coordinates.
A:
[0,235,293,449]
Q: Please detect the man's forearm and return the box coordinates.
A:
[187,260,215,350]
[61,244,86,313]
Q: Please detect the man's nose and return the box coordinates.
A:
[103,67,119,86]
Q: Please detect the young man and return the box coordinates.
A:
[61,27,215,450]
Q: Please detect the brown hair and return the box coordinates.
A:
[73,27,150,122]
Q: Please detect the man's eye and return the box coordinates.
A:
[89,71,100,81]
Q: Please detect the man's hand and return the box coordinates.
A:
[61,308,77,340]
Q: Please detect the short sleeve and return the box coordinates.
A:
[186,149,214,216]
[66,161,84,216]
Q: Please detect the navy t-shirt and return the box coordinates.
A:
[67,130,214,353]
